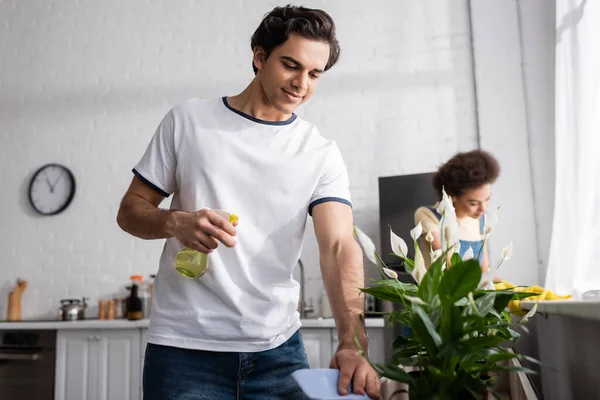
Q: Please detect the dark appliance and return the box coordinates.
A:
[378,172,437,269]
[378,173,437,362]
[0,330,56,400]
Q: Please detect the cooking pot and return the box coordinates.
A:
[57,298,87,321]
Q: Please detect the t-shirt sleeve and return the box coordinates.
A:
[132,109,177,197]
[414,207,439,235]
[308,142,352,216]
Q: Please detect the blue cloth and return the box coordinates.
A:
[292,368,371,399]
[427,206,485,262]
[142,330,309,400]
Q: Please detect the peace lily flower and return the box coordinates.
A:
[410,221,423,242]
[406,296,427,306]
[502,241,513,260]
[484,207,500,236]
[495,240,514,270]
[437,188,460,254]
[353,225,377,265]
[425,230,434,243]
[463,246,474,261]
[443,222,460,254]
[412,245,427,283]
[437,189,455,216]
[382,267,398,280]
[390,228,408,258]
[431,249,443,262]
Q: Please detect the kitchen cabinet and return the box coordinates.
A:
[55,329,140,400]
[300,328,333,368]
[330,327,386,366]
[301,326,386,369]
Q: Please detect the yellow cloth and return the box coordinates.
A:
[493,280,572,315]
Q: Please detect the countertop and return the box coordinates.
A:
[0,317,385,330]
[520,299,600,321]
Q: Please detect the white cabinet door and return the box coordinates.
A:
[330,328,386,365]
[55,329,141,400]
[139,328,148,400]
[300,328,333,369]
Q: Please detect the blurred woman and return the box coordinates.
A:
[414,149,500,272]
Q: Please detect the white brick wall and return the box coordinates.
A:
[1,0,480,319]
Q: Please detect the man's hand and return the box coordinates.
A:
[170,208,237,253]
[330,344,380,399]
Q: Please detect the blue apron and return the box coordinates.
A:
[427,206,485,263]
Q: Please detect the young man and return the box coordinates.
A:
[117,5,380,399]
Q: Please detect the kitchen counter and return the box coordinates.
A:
[520,299,600,321]
[0,319,150,330]
[0,317,385,330]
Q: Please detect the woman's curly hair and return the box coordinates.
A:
[432,149,500,199]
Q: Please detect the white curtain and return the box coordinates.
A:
[545,0,600,298]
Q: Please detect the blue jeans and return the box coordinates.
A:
[142,330,309,400]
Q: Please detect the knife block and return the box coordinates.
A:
[7,279,28,321]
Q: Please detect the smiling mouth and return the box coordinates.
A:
[282,89,303,100]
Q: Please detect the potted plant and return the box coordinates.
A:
[354,189,539,399]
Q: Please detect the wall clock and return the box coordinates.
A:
[28,163,76,216]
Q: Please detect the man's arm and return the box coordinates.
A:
[312,201,380,399]
[117,176,236,252]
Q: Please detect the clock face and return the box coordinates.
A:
[28,164,76,216]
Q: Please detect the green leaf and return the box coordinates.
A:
[374,363,415,383]
[373,278,419,295]
[460,335,505,349]
[418,253,444,302]
[485,351,521,364]
[474,292,497,316]
[450,252,462,267]
[389,310,412,326]
[493,290,540,312]
[360,286,402,303]
[441,304,463,343]
[392,333,409,350]
[411,313,437,355]
[413,305,442,348]
[438,259,482,305]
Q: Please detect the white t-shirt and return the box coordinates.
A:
[133,97,352,352]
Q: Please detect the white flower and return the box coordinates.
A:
[382,267,398,280]
[412,246,427,284]
[425,230,434,243]
[463,246,474,261]
[410,221,423,242]
[484,207,499,236]
[437,188,460,253]
[405,296,427,306]
[354,226,377,265]
[437,189,455,216]
[502,241,513,260]
[442,221,460,253]
[390,229,408,258]
[431,249,443,262]
[478,271,496,290]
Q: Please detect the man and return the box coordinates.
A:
[117,5,380,399]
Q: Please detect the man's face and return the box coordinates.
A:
[254,33,330,115]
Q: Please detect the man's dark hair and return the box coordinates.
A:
[250,4,340,74]
[432,149,501,199]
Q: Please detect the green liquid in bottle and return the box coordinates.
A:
[173,210,238,279]
[174,248,209,279]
